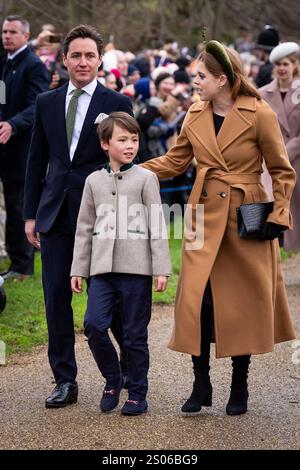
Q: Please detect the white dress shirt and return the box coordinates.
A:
[65,78,98,161]
[8,44,28,60]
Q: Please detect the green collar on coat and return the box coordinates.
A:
[105,162,134,173]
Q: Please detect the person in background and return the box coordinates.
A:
[127,64,140,85]
[134,77,155,104]
[0,15,49,280]
[255,25,280,88]
[110,68,123,92]
[260,41,300,251]
[115,50,128,88]
[173,69,193,110]
[29,23,56,50]
[234,26,255,54]
[104,71,118,90]
[175,55,192,74]
[137,72,186,159]
[121,65,141,98]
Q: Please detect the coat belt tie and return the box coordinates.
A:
[188,167,262,208]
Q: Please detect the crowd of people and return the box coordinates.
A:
[0,16,298,417]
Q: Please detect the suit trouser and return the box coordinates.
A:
[84,273,152,401]
[3,181,34,274]
[40,200,77,385]
[40,199,125,385]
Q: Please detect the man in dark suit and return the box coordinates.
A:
[255,26,280,88]
[24,25,132,408]
[0,16,49,280]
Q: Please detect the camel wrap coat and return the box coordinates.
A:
[142,95,296,358]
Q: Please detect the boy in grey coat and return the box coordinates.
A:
[71,112,171,415]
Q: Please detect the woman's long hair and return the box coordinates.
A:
[199,47,261,100]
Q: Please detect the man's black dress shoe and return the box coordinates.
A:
[1,270,31,281]
[45,382,78,408]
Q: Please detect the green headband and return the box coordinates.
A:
[205,40,235,86]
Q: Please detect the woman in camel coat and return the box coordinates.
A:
[142,41,296,416]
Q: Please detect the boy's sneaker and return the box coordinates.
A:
[121,399,148,416]
[100,381,123,413]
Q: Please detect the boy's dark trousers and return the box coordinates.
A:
[84,273,152,401]
[40,199,126,385]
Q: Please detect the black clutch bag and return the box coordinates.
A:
[237,202,274,239]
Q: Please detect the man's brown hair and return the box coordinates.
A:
[63,24,103,56]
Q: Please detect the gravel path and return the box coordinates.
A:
[0,254,299,450]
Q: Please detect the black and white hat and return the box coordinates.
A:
[257,26,280,51]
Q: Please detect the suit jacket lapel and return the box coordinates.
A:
[73,82,108,161]
[54,83,70,163]
[1,48,30,82]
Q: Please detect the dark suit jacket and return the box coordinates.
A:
[24,81,133,233]
[0,47,50,182]
[254,61,274,88]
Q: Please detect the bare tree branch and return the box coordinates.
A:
[3,0,300,51]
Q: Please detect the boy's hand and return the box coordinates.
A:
[154,276,168,292]
[71,276,83,293]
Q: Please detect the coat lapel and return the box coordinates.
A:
[283,79,300,119]
[263,80,290,135]
[188,96,256,169]
[73,82,108,161]
[216,95,255,153]
[188,101,228,169]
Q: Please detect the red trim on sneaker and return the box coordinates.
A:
[104,389,116,395]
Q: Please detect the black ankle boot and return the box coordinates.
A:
[181,368,212,413]
[226,355,250,416]
[182,304,213,414]
[226,388,248,415]
[181,376,212,413]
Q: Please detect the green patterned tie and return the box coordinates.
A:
[66,89,84,149]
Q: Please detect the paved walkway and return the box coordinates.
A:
[0,255,299,450]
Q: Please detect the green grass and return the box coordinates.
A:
[0,225,294,357]
[0,223,182,356]
[152,220,182,304]
[280,247,293,262]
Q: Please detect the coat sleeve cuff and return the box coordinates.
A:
[70,265,90,279]
[267,205,292,229]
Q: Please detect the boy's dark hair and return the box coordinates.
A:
[63,24,103,56]
[98,112,140,144]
